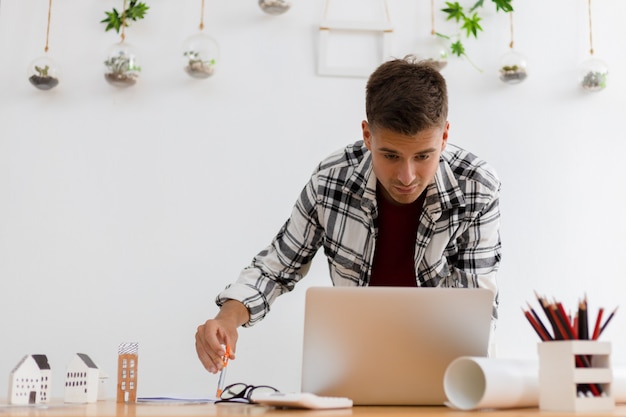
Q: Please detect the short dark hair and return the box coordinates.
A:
[365,55,448,135]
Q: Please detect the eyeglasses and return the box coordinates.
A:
[216,383,279,404]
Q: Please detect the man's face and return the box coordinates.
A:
[363,120,449,205]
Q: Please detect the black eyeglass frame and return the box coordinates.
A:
[215,383,279,404]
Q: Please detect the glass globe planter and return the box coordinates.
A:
[259,0,291,15]
[182,33,219,79]
[28,55,60,91]
[498,50,528,84]
[104,42,141,88]
[579,57,608,92]
[418,35,448,71]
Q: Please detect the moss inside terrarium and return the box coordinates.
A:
[581,71,607,92]
[499,65,527,84]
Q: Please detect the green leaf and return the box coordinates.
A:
[125,1,150,21]
[101,9,122,33]
[461,12,482,38]
[492,0,514,12]
[469,0,485,12]
[101,1,149,33]
[450,41,465,57]
[441,2,465,23]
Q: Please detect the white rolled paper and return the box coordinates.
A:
[443,357,539,410]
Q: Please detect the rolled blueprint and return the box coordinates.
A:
[443,356,539,410]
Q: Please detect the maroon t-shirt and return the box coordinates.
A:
[368,185,426,287]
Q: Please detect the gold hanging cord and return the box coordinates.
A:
[508,11,514,49]
[120,0,128,42]
[44,0,53,52]
[587,0,594,55]
[199,0,206,31]
[431,0,436,35]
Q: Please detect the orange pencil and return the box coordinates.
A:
[215,345,231,398]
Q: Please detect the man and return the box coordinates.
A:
[196,56,501,374]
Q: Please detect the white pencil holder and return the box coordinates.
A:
[538,340,613,412]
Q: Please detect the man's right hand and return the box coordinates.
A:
[195,300,250,373]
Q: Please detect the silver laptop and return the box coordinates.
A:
[300,286,493,405]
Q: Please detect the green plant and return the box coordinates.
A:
[34,65,50,77]
[101,0,149,33]
[184,51,215,66]
[105,53,141,74]
[437,0,513,70]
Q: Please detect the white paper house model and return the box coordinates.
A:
[8,354,52,405]
[64,353,100,403]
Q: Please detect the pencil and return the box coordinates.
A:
[215,345,231,398]
[523,308,551,341]
[578,298,589,340]
[599,306,618,337]
[527,302,552,340]
[535,292,563,340]
[592,308,604,340]
[554,301,576,340]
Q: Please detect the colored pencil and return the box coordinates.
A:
[592,308,604,340]
[599,306,618,337]
[578,298,589,340]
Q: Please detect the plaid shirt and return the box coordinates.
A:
[217,141,501,326]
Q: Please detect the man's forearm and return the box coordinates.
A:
[216,299,250,328]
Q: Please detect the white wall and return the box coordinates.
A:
[1,0,625,400]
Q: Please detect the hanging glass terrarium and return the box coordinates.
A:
[579,0,606,92]
[28,55,60,91]
[420,34,448,71]
[498,12,527,84]
[182,0,219,79]
[183,33,219,79]
[101,0,148,88]
[498,50,527,84]
[29,0,60,91]
[104,42,141,87]
[258,0,291,15]
[417,0,447,71]
[579,57,608,92]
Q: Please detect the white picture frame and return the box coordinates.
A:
[317,0,393,78]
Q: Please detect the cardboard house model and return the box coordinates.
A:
[64,353,100,403]
[8,354,52,405]
[116,342,138,403]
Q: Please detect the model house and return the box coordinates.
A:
[8,354,52,405]
[116,342,138,403]
[98,369,109,400]
[64,353,100,403]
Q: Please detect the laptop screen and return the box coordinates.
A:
[300,286,494,405]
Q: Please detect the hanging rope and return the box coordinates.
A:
[199,0,205,31]
[431,0,436,35]
[44,0,53,52]
[587,0,594,55]
[120,0,128,42]
[508,11,514,49]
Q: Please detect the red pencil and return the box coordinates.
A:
[523,308,551,341]
[592,307,604,340]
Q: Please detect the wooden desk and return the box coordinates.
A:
[2,401,626,417]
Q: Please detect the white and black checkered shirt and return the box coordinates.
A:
[217,141,501,326]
